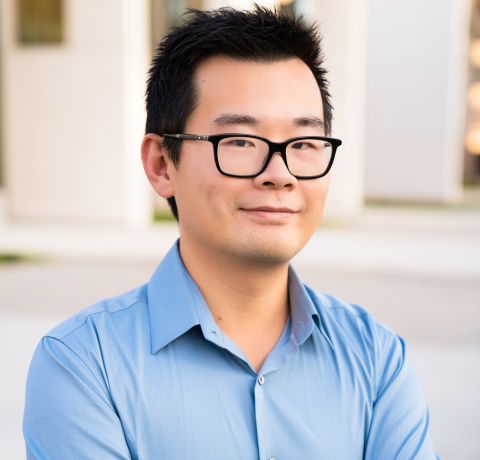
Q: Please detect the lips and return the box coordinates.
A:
[239,206,297,220]
[241,206,296,213]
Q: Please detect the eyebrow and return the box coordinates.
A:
[213,113,259,127]
[212,113,324,130]
[293,116,324,130]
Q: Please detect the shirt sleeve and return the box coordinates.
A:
[23,336,133,460]
[364,328,439,460]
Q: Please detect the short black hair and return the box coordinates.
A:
[146,5,333,221]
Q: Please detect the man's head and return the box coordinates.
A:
[142,6,336,267]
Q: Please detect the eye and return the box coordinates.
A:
[231,139,254,147]
[291,142,310,150]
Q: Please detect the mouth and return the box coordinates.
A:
[239,206,297,221]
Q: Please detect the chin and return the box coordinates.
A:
[228,231,303,267]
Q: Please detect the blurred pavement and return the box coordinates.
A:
[1,205,479,459]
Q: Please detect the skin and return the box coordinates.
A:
[142,56,330,372]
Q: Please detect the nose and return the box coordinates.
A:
[252,151,297,190]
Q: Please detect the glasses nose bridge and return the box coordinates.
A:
[265,140,289,168]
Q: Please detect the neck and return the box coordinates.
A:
[179,235,290,372]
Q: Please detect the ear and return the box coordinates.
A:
[141,133,176,199]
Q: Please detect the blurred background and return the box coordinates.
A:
[0,0,479,459]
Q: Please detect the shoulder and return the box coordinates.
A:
[31,283,151,394]
[304,285,404,388]
[306,285,395,341]
[45,283,149,342]
[26,284,150,408]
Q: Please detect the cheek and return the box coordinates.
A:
[176,150,236,222]
[302,178,330,224]
[203,178,248,221]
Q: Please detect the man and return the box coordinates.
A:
[24,6,438,459]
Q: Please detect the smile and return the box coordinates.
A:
[240,206,297,220]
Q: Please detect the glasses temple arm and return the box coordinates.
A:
[161,134,209,141]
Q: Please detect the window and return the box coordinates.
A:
[18,0,63,44]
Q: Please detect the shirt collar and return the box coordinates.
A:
[147,241,201,354]
[147,240,327,355]
[288,264,321,346]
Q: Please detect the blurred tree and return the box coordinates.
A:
[279,0,297,17]
[151,0,204,54]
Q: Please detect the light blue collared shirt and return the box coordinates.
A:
[24,242,437,459]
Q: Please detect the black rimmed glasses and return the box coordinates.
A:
[162,133,342,179]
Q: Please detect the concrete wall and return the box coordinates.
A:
[0,0,152,225]
[365,0,470,202]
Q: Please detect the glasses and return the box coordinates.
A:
[161,133,342,179]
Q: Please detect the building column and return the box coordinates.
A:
[0,0,153,227]
[305,0,371,215]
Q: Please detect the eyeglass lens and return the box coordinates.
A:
[217,137,333,177]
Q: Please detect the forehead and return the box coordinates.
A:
[192,56,323,124]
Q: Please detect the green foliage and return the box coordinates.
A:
[0,253,23,263]
[153,209,176,222]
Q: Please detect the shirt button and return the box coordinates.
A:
[258,375,265,385]
[269,458,276,460]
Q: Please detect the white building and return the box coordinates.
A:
[0,0,474,227]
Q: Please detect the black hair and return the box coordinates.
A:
[146,5,333,221]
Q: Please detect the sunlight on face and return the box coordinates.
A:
[172,56,330,267]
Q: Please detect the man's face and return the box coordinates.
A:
[171,56,329,266]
